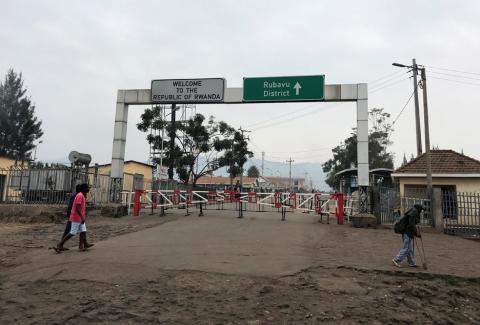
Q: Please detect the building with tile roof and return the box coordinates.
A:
[195,176,258,190]
[392,150,480,196]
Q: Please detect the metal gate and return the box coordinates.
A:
[373,186,432,225]
[443,191,480,238]
[372,186,398,224]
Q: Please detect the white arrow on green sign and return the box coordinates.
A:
[243,75,325,102]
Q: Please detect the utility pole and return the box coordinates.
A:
[168,104,177,180]
[286,157,294,192]
[304,172,308,191]
[420,67,433,195]
[237,127,251,219]
[238,127,251,191]
[393,61,433,196]
[261,152,265,177]
[412,58,423,156]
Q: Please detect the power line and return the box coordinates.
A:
[428,70,480,81]
[392,90,415,126]
[252,147,331,154]
[368,71,409,89]
[429,76,480,87]
[251,103,339,131]
[245,102,320,128]
[369,77,411,94]
[368,70,405,84]
[426,65,480,77]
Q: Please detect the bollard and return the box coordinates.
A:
[335,192,344,225]
[133,189,144,217]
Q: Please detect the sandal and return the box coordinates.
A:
[50,246,62,254]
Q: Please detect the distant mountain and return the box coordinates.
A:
[215,158,329,191]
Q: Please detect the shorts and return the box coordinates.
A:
[69,222,87,235]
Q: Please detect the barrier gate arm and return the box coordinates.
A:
[157,191,174,207]
[258,193,275,206]
[192,191,208,203]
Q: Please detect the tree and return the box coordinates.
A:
[137,108,252,185]
[220,130,253,184]
[247,165,260,178]
[322,108,394,189]
[0,69,43,162]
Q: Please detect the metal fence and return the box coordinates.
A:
[0,167,113,205]
[0,167,196,206]
[443,191,480,238]
[372,186,432,226]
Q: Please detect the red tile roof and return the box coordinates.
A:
[394,150,480,174]
[196,176,257,185]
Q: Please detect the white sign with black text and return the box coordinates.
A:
[151,78,225,103]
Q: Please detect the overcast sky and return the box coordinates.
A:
[1,0,480,180]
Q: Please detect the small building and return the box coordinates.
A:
[93,160,154,191]
[336,167,393,194]
[195,176,257,190]
[262,176,305,192]
[392,150,480,196]
[0,156,28,202]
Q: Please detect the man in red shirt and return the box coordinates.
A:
[55,183,92,252]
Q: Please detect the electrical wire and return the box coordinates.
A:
[245,102,320,128]
[428,71,480,82]
[392,90,415,126]
[370,77,411,94]
[429,76,480,87]
[425,65,480,77]
[369,70,406,85]
[251,103,339,131]
[368,71,409,89]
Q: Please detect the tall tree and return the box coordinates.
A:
[0,69,43,161]
[137,108,252,185]
[220,130,253,184]
[247,165,260,178]
[322,108,394,189]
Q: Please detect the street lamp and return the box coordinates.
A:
[392,60,433,196]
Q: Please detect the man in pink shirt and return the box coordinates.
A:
[55,183,92,252]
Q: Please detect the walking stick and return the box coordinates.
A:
[416,226,428,270]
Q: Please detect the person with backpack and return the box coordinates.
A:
[392,204,424,267]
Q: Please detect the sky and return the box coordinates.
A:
[1,0,480,186]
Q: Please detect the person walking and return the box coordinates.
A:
[55,184,81,251]
[392,203,424,267]
[55,183,92,253]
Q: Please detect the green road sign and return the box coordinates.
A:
[243,75,325,102]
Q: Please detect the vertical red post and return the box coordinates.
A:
[289,192,296,209]
[133,189,143,217]
[274,192,282,208]
[336,192,344,225]
[173,189,180,206]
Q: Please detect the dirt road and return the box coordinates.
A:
[1,209,479,324]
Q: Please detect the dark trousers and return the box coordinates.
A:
[62,220,72,239]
